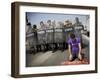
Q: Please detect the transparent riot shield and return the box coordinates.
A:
[26,32,37,54]
[54,28,63,50]
[37,30,46,51]
[46,28,54,50]
[63,27,74,49]
[73,25,84,48]
[73,25,84,38]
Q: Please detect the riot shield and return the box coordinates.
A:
[37,30,46,51]
[63,26,74,49]
[37,30,46,44]
[26,32,37,53]
[46,28,54,50]
[73,25,84,38]
[54,28,63,50]
[73,25,84,48]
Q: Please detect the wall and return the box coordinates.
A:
[0,0,99,80]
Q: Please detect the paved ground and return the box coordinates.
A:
[26,47,89,67]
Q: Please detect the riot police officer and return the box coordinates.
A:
[73,17,84,48]
[46,20,56,52]
[32,24,41,53]
[39,21,48,52]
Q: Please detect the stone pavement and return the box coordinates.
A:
[26,47,89,67]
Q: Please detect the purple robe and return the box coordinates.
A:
[68,38,80,55]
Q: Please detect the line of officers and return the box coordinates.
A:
[26,17,85,54]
